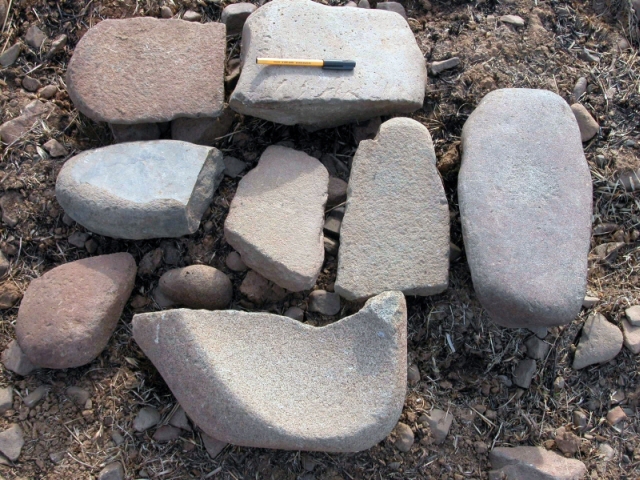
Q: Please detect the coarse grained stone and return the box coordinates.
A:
[459,89,591,328]
[132,291,407,452]
[335,118,449,301]
[229,0,426,129]
[66,18,225,124]
[224,146,328,291]
[573,313,623,369]
[490,446,587,480]
[16,253,137,369]
[56,140,224,240]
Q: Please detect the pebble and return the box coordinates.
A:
[0,387,12,413]
[66,18,225,124]
[554,426,580,455]
[459,89,591,329]
[47,34,67,58]
[25,25,47,49]
[66,386,90,407]
[23,385,48,408]
[138,249,163,276]
[353,117,381,143]
[431,57,460,75]
[221,3,257,35]
[0,99,52,145]
[578,48,600,63]
[582,295,599,308]
[327,177,348,207]
[376,2,407,19]
[160,6,173,18]
[159,265,232,310]
[22,76,41,92]
[308,290,341,316]
[183,10,202,21]
[358,0,370,7]
[1,340,36,376]
[239,271,286,304]
[111,432,124,446]
[224,146,328,291]
[499,14,525,27]
[43,139,68,157]
[68,232,89,248]
[336,118,449,301]
[572,77,587,100]
[529,326,548,339]
[489,446,586,479]
[223,156,248,178]
[98,462,124,480]
[553,376,565,390]
[622,320,640,354]
[573,410,588,431]
[132,291,407,452]
[625,305,640,326]
[571,103,599,142]
[229,0,426,129]
[0,284,21,309]
[606,406,627,426]
[225,251,248,272]
[133,407,160,432]
[153,425,182,442]
[284,306,304,321]
[324,208,344,238]
[598,443,615,462]
[407,364,420,385]
[17,253,137,369]
[421,409,453,444]
[0,43,21,67]
[202,433,227,458]
[512,358,536,389]
[0,424,24,461]
[324,237,340,257]
[169,406,191,431]
[524,336,550,360]
[56,141,225,240]
[573,313,623,369]
[393,422,414,452]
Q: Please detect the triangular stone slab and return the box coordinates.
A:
[132,291,407,452]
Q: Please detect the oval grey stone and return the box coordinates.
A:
[56,140,224,240]
[459,89,592,328]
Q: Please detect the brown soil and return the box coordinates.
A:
[1,0,639,478]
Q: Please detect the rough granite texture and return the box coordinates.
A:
[573,314,623,369]
[66,18,225,124]
[335,118,449,301]
[459,89,592,328]
[56,140,224,240]
[16,253,136,369]
[224,145,328,291]
[229,0,426,128]
[490,446,587,480]
[132,291,407,452]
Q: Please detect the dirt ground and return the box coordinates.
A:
[0,0,639,478]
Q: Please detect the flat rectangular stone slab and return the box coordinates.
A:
[230,0,427,129]
[66,18,225,124]
[335,118,449,301]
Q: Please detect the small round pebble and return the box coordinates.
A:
[308,290,341,316]
[225,251,248,272]
[393,422,414,452]
[159,265,232,310]
[284,306,304,321]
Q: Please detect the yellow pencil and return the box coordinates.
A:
[256,58,356,70]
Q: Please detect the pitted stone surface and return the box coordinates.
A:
[459,89,592,328]
[66,18,225,124]
[335,118,449,301]
[56,140,224,240]
[490,446,587,480]
[132,291,407,452]
[16,253,136,369]
[230,0,426,128]
[224,146,328,291]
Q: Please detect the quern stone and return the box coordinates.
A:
[56,140,224,240]
[66,18,225,124]
[229,0,426,129]
[490,446,587,480]
[335,118,449,301]
[16,253,137,369]
[133,291,407,452]
[573,314,623,369]
[459,89,591,328]
[224,146,328,291]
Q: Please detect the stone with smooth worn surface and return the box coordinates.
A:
[16,253,137,369]
[490,446,587,480]
[66,18,225,124]
[43,139,67,157]
[230,0,426,129]
[23,385,48,408]
[376,1,407,18]
[225,251,247,272]
[0,43,21,67]
[0,100,52,145]
[133,291,407,452]
[0,424,23,461]
[430,57,460,75]
[622,320,640,354]
[524,336,550,360]
[625,305,640,326]
[421,409,453,444]
[0,387,12,413]
[327,177,348,207]
[225,146,328,291]
[98,462,124,480]
[25,25,46,49]
[221,3,257,35]
[393,422,414,451]
[573,314,623,369]
[336,118,449,301]
[56,140,224,240]
[499,15,525,27]
[459,89,591,328]
[513,358,536,388]
[308,290,341,315]
[571,103,599,142]
[1,340,36,376]
[606,406,627,425]
[159,265,232,310]
[134,407,160,432]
